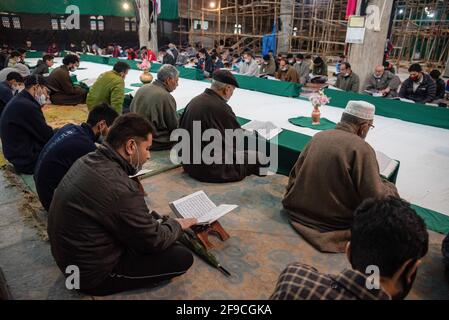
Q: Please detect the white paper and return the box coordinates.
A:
[170,191,237,224]
[241,120,283,140]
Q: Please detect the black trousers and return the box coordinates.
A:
[81,243,194,296]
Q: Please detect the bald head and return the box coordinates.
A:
[374,65,385,77]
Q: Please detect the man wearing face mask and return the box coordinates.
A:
[0,72,24,117]
[335,62,360,92]
[399,63,436,104]
[130,64,180,151]
[0,75,54,174]
[282,101,398,253]
[33,103,119,212]
[87,62,130,114]
[239,51,260,77]
[272,196,428,300]
[365,65,401,98]
[48,114,197,296]
[46,54,87,105]
[259,54,276,77]
[293,54,310,85]
[275,58,300,83]
[179,70,265,183]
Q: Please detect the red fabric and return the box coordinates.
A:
[346,0,357,19]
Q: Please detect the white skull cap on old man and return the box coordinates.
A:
[344,100,375,120]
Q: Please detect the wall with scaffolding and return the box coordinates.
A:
[176,0,448,67]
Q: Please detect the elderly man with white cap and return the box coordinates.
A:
[282,100,399,253]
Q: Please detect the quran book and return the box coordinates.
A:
[169,191,237,225]
[376,151,399,180]
[241,120,283,140]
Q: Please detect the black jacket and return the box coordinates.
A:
[48,144,183,290]
[32,59,50,76]
[0,90,54,174]
[435,78,446,100]
[179,88,250,182]
[399,73,436,103]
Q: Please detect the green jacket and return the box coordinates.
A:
[86,70,125,114]
[335,72,360,93]
[129,80,178,150]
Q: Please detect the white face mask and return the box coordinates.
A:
[70,66,78,72]
[35,94,47,106]
[129,141,143,175]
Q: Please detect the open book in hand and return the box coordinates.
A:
[169,191,238,225]
[376,151,399,180]
[241,120,283,140]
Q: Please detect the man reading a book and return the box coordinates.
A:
[48,114,197,296]
[282,101,398,253]
[179,70,265,183]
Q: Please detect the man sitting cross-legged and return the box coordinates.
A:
[48,113,197,296]
[282,101,398,253]
[34,103,119,212]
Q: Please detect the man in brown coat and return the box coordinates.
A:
[46,54,87,105]
[282,101,398,253]
[275,58,300,83]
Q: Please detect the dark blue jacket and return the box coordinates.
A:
[0,90,54,174]
[34,123,97,211]
[0,80,13,116]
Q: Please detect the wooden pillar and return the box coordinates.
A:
[349,0,394,92]
[278,0,294,53]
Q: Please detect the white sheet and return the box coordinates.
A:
[32,59,449,217]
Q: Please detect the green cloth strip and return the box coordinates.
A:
[25,51,44,59]
[289,117,337,130]
[324,88,449,130]
[233,74,302,97]
[412,205,449,235]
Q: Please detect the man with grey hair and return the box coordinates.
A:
[365,65,401,98]
[283,101,398,253]
[130,64,180,150]
[179,70,266,182]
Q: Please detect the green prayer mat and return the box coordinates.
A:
[25,51,44,59]
[288,117,336,130]
[130,83,144,88]
[233,74,302,97]
[124,88,134,94]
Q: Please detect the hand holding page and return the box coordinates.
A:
[170,191,237,225]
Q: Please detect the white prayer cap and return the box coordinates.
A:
[343,100,375,120]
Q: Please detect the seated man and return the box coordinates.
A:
[179,70,265,183]
[34,103,119,212]
[0,75,54,174]
[239,51,260,77]
[275,58,300,83]
[0,63,30,82]
[293,54,310,85]
[48,113,197,296]
[197,48,214,77]
[335,62,360,92]
[0,72,23,116]
[32,54,55,76]
[399,63,436,103]
[259,54,276,77]
[365,65,401,98]
[46,54,87,105]
[130,64,179,151]
[271,196,429,300]
[311,56,328,84]
[159,48,175,66]
[282,101,398,253]
[6,51,21,68]
[429,69,446,100]
[87,61,130,114]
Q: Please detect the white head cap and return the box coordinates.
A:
[343,100,375,120]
